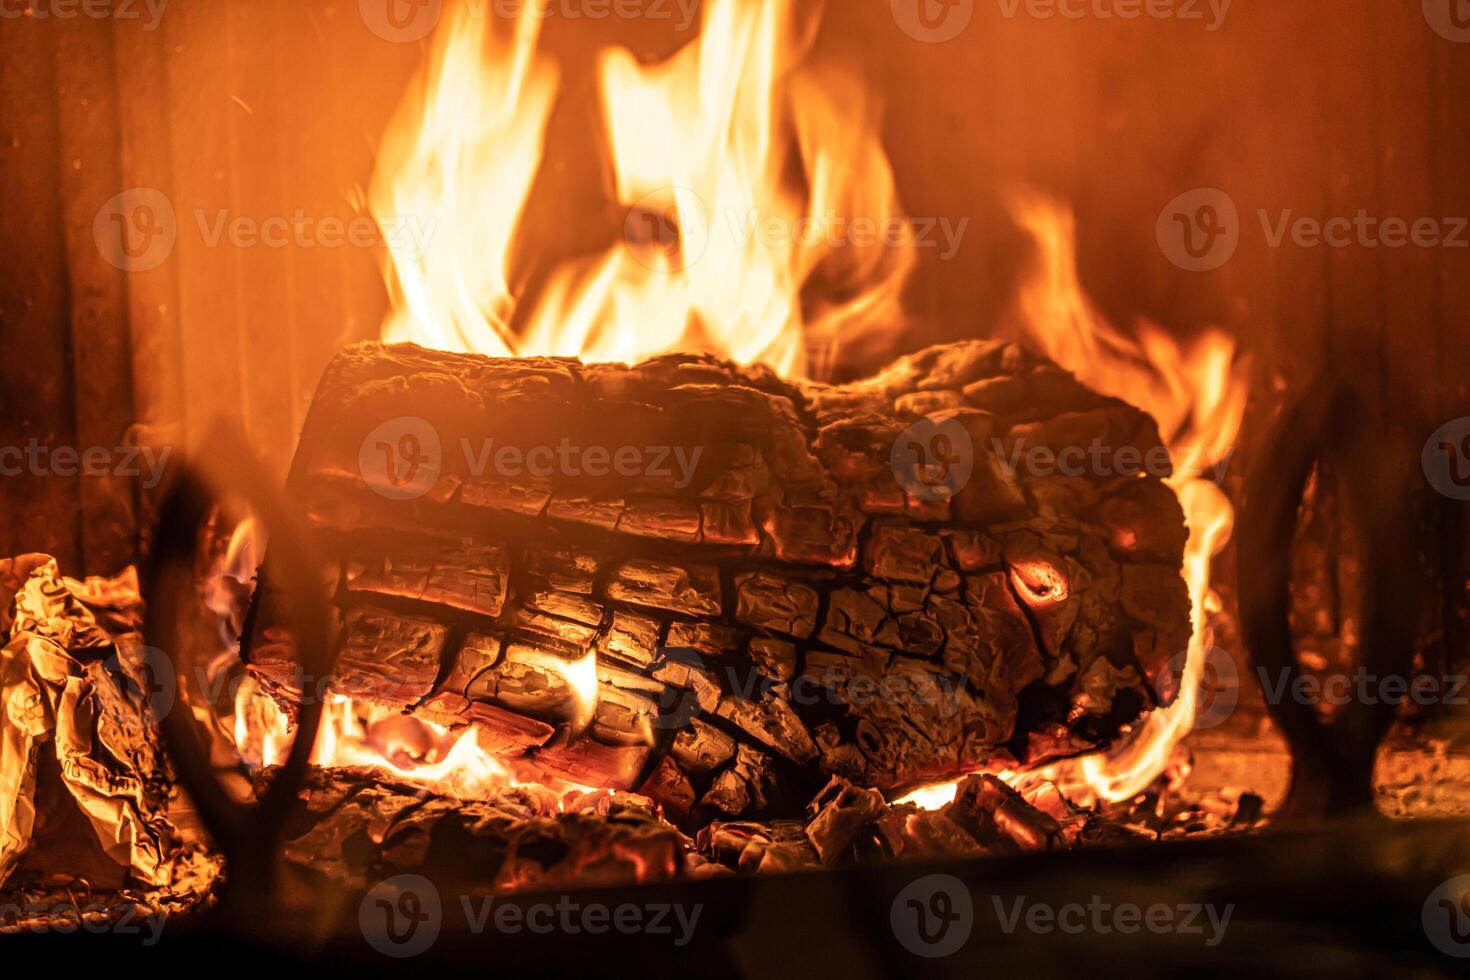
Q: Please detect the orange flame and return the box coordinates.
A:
[370,0,559,355]
[1008,193,1248,804]
[371,0,914,377]
[235,683,513,799]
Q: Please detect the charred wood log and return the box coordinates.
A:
[243,341,1191,826]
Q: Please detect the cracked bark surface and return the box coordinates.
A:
[242,340,1191,828]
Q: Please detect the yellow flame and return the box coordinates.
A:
[894,769,1021,810]
[370,0,558,355]
[238,685,514,800]
[371,0,914,377]
[556,649,601,732]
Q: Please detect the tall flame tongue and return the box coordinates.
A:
[1007,194,1248,804]
[896,198,1248,812]
[371,0,558,355]
[371,0,914,376]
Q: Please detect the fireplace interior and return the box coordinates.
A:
[2,0,1470,974]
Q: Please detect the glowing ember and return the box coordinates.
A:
[232,683,613,804]
[895,770,1021,811]
[1011,560,1069,604]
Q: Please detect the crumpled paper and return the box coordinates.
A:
[0,556,206,892]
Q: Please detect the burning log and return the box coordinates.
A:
[242,340,1191,825]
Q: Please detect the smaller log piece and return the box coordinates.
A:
[696,820,821,874]
[258,767,683,894]
[873,775,1067,861]
[695,774,1074,873]
[804,776,888,864]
